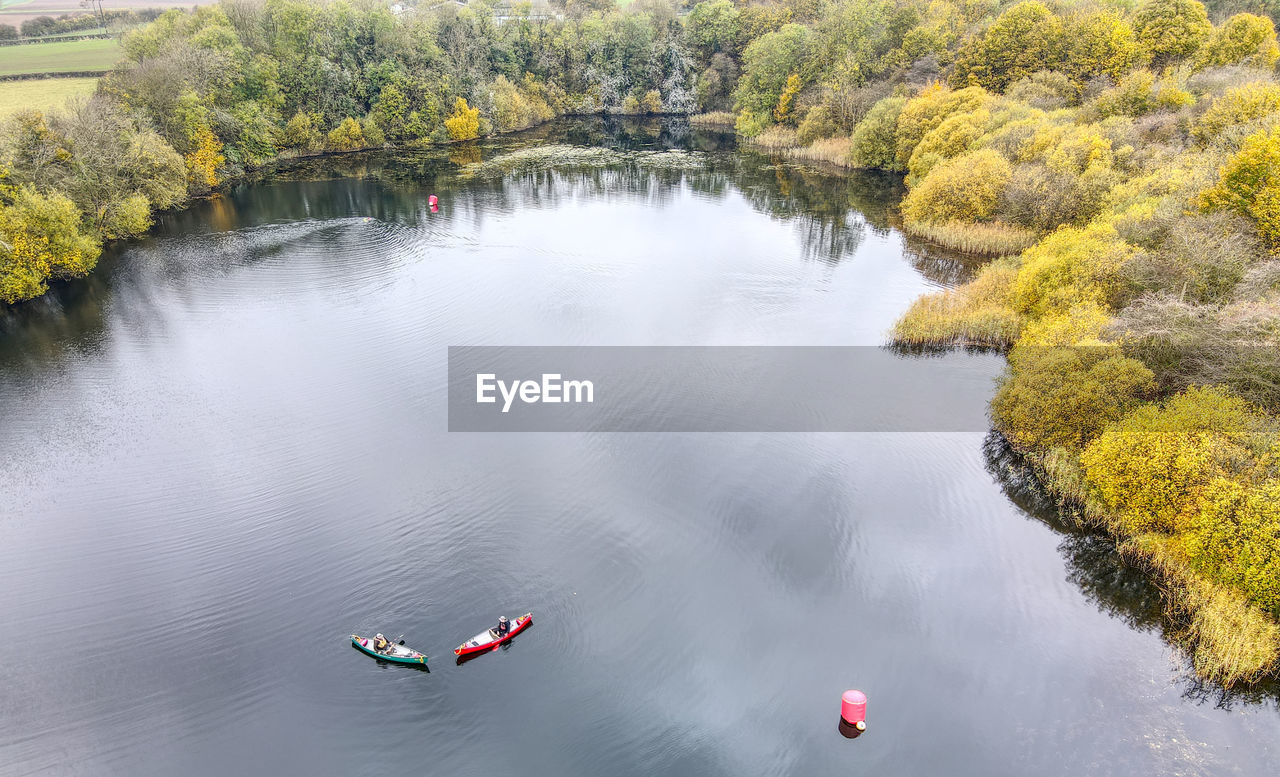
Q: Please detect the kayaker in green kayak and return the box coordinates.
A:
[373,633,390,653]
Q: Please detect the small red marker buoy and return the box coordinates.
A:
[841,689,867,731]
[428,194,438,207]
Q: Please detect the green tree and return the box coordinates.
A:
[733,23,813,133]
[686,0,742,61]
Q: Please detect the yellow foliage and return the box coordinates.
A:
[1010,222,1133,317]
[184,127,224,191]
[0,186,101,304]
[1199,13,1280,69]
[907,108,992,184]
[774,74,801,123]
[1194,82,1280,145]
[325,117,366,152]
[995,345,1154,451]
[1017,301,1113,345]
[444,98,481,141]
[894,84,990,168]
[1081,385,1263,534]
[1184,478,1280,616]
[901,148,1011,224]
[1201,126,1280,247]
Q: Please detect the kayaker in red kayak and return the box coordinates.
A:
[493,616,510,639]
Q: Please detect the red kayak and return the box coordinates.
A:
[454,613,532,656]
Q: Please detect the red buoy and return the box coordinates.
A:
[841,690,867,730]
[428,194,438,207]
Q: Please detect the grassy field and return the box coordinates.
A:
[0,37,120,75]
[0,75,96,117]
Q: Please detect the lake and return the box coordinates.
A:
[1,118,1276,776]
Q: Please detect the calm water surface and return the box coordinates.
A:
[1,119,1277,776]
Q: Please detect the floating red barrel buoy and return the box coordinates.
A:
[841,689,867,731]
[428,194,438,207]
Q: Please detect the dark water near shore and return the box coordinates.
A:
[1,118,1277,776]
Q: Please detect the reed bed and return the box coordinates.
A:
[892,258,1025,346]
[906,219,1039,256]
[745,126,799,152]
[785,136,852,167]
[688,111,737,127]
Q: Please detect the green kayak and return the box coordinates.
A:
[350,634,428,665]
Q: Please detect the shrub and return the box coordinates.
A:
[325,117,366,151]
[1090,70,1194,118]
[1199,13,1280,70]
[1081,385,1263,534]
[994,346,1155,451]
[1133,0,1212,67]
[489,76,554,132]
[849,96,906,169]
[444,98,480,141]
[1011,222,1134,317]
[901,149,1011,224]
[1201,126,1280,247]
[1000,163,1102,232]
[1194,83,1280,146]
[281,112,322,151]
[1183,478,1280,616]
[907,108,991,184]
[642,90,663,114]
[1006,71,1076,110]
[796,104,840,145]
[894,85,990,169]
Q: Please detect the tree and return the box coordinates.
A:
[373,84,411,142]
[686,0,742,61]
[186,127,226,190]
[1133,0,1212,67]
[280,112,322,151]
[0,186,101,304]
[1066,10,1140,83]
[733,23,812,132]
[950,2,1065,91]
[849,96,906,169]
